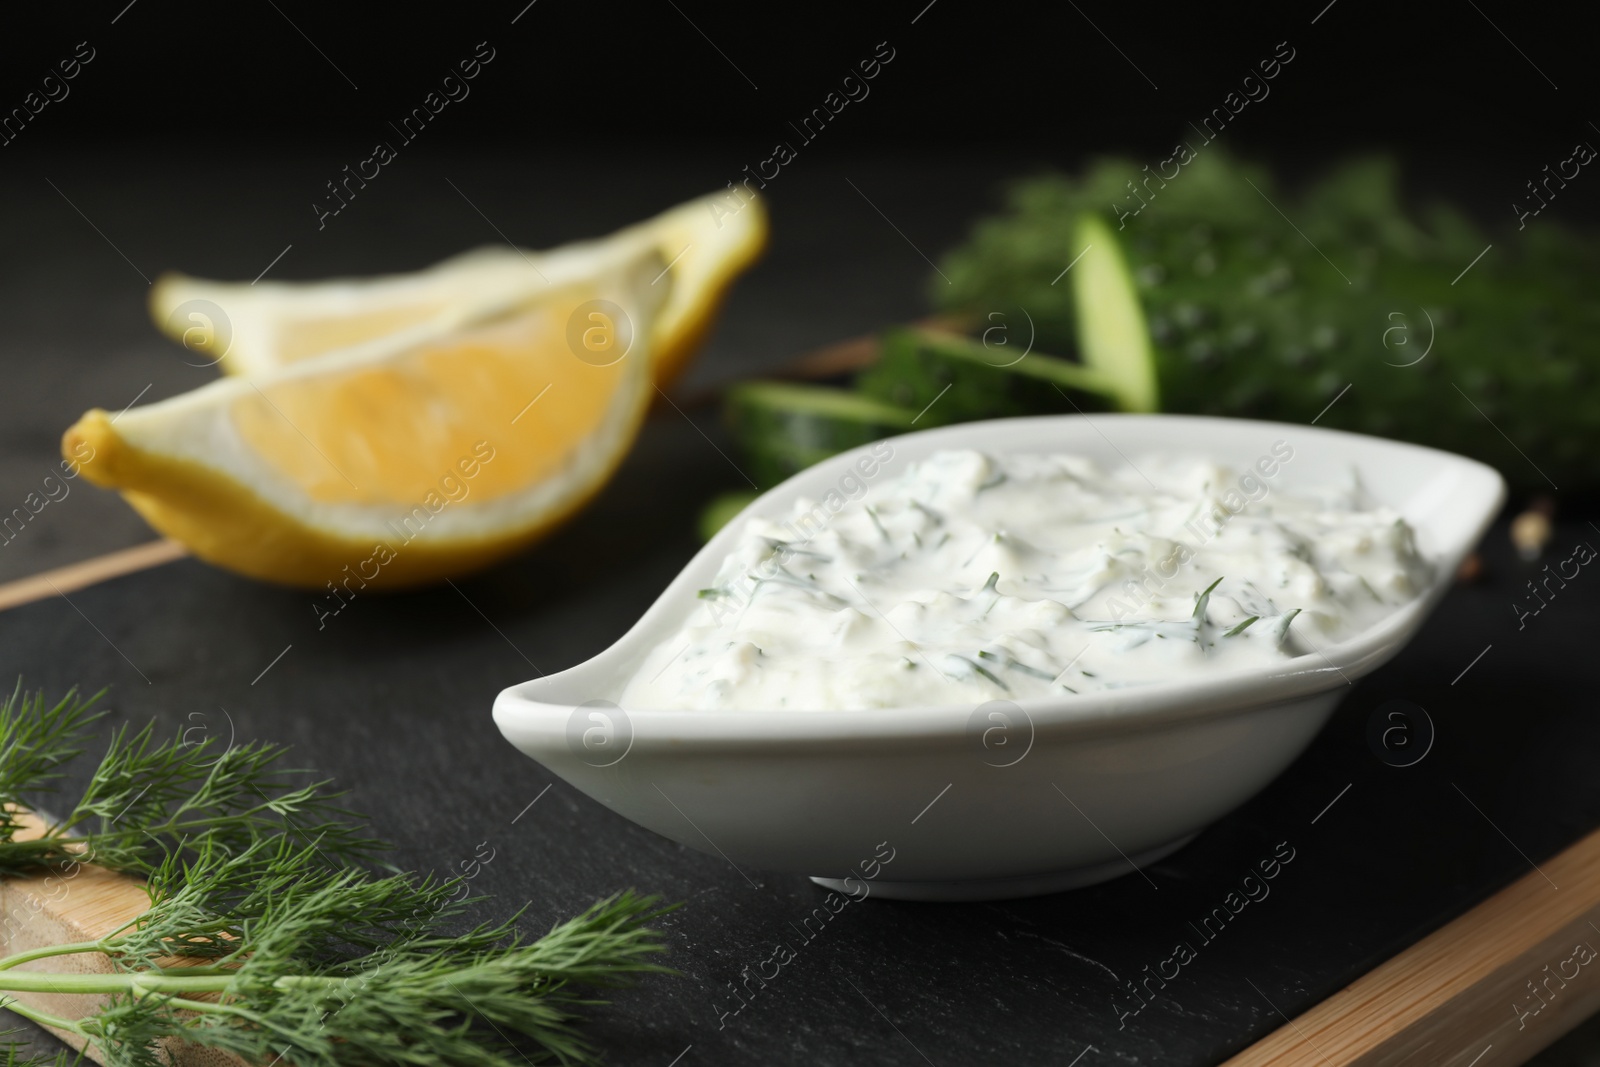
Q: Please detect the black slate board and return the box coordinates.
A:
[4,413,1598,1067]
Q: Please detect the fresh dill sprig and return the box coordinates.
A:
[0,686,676,1066]
[0,686,378,877]
[1,1031,72,1067]
[0,685,104,848]
[0,846,672,1067]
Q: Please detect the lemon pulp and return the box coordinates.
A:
[232,306,626,506]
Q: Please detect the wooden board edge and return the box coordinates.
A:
[1220,826,1600,1066]
[0,539,187,614]
[0,811,250,1066]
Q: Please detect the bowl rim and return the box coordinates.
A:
[494,413,1506,752]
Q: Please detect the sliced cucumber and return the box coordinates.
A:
[1071,213,1159,412]
[856,326,1117,425]
[725,381,918,488]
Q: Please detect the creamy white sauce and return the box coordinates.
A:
[623,446,1432,711]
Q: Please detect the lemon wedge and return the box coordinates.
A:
[66,250,668,589]
[149,191,766,388]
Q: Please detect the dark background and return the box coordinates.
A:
[5,0,1600,155]
[3,1,1600,1063]
[3,0,1598,584]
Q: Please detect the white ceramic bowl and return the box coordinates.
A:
[493,415,1505,901]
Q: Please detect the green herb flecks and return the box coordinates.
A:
[974,572,1004,618]
[1191,577,1226,650]
[1191,577,1224,621]
[948,656,1010,692]
[1222,616,1260,637]
[977,650,1054,681]
[749,566,848,609]
[864,505,891,543]
[1275,607,1303,646]
[762,538,832,563]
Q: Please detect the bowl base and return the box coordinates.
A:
[809,834,1197,902]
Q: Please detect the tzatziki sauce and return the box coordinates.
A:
[622,445,1432,711]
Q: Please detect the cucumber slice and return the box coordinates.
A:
[726,381,918,488]
[856,326,1117,425]
[1071,213,1160,412]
